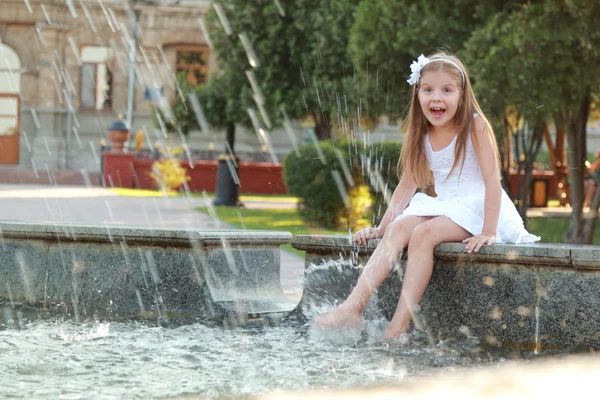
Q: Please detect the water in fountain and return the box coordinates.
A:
[1,305,519,399]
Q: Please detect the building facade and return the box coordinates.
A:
[0,0,408,177]
[0,0,219,172]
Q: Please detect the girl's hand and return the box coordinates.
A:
[353,227,382,246]
[462,233,495,253]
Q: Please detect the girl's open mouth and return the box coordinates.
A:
[431,107,446,118]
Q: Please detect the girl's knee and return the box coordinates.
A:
[383,219,412,245]
[408,223,438,249]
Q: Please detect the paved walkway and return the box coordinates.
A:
[0,184,304,303]
[0,183,581,306]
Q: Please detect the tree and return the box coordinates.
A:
[152,72,203,137]
[464,9,562,223]
[204,0,361,140]
[467,0,600,242]
[349,0,510,122]
[351,0,600,243]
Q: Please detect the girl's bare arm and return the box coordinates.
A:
[464,116,501,252]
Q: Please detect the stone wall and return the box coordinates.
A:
[0,222,296,325]
[292,235,600,351]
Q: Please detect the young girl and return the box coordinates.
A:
[315,52,540,340]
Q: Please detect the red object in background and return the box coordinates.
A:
[238,162,286,194]
[103,154,287,195]
[507,170,562,207]
[103,153,135,188]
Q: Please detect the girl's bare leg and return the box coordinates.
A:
[381,216,471,340]
[314,216,431,328]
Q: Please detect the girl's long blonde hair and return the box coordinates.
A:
[399,52,499,188]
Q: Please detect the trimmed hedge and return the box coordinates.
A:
[283,138,401,229]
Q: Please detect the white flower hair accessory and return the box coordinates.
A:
[407,54,430,85]
[406,54,466,87]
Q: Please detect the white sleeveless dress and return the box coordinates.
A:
[395,132,540,244]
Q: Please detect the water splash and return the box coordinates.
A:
[246,70,265,106]
[213,2,233,35]
[79,0,98,32]
[0,319,508,398]
[273,0,285,16]
[99,0,117,32]
[22,0,32,13]
[281,107,300,156]
[331,170,350,208]
[534,305,541,354]
[187,92,210,134]
[247,108,278,163]
[306,129,327,165]
[40,4,52,24]
[65,0,78,18]
[335,148,355,187]
[238,32,260,68]
[34,27,47,48]
[198,17,213,49]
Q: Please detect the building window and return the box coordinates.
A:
[176,48,208,85]
[0,44,21,136]
[80,46,113,110]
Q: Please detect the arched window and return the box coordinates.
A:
[0,44,21,165]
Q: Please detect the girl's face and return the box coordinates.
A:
[418,69,462,131]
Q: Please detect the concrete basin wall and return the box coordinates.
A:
[0,223,296,325]
[292,235,600,351]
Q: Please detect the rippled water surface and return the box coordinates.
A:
[1,312,515,400]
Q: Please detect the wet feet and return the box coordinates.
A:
[379,332,410,346]
[379,324,409,344]
[313,304,362,329]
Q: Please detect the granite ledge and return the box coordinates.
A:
[0,222,292,246]
[292,234,600,269]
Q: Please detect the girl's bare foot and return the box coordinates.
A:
[380,323,409,342]
[379,332,410,346]
[314,303,362,329]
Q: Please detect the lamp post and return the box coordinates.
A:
[125,1,140,133]
[212,124,241,206]
[65,89,73,169]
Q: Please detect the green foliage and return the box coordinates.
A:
[464,0,600,136]
[283,138,402,230]
[157,70,243,136]
[466,6,568,122]
[349,0,508,120]
[205,0,361,138]
[283,138,354,229]
[193,72,239,129]
[464,0,600,242]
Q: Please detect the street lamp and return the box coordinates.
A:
[125,1,141,133]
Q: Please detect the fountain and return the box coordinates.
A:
[0,222,295,327]
[2,0,600,398]
[3,220,600,398]
[291,235,600,351]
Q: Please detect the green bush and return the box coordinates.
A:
[283,138,402,230]
[283,138,352,229]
